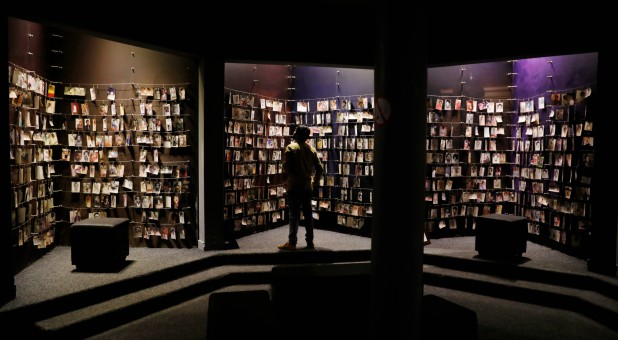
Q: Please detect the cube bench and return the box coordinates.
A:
[271,262,371,339]
[70,217,130,270]
[207,290,276,339]
[475,213,527,258]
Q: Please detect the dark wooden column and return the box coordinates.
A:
[371,3,428,339]
[200,58,227,250]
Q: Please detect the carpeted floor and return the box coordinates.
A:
[1,226,617,340]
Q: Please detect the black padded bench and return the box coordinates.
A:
[70,217,130,270]
[270,262,477,340]
[271,262,372,339]
[475,213,528,258]
[206,290,275,339]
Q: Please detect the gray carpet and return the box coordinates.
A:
[2,227,371,311]
[7,227,611,311]
[1,226,617,340]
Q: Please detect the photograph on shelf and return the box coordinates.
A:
[169,87,177,101]
[70,102,81,115]
[485,102,495,113]
[444,99,452,110]
[88,150,99,163]
[100,182,112,195]
[44,132,59,146]
[582,153,594,167]
[84,118,93,132]
[464,100,473,112]
[45,100,56,114]
[99,104,109,116]
[107,87,116,100]
[84,134,94,147]
[87,180,100,195]
[465,113,474,124]
[480,152,491,164]
[478,100,490,112]
[297,101,308,112]
[561,93,575,106]
[316,100,329,112]
[555,108,564,121]
[101,195,111,208]
[71,181,81,193]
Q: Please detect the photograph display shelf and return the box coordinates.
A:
[223,90,375,236]
[9,64,58,248]
[9,62,195,248]
[512,92,593,253]
[223,91,290,234]
[296,96,375,232]
[425,97,517,236]
[425,90,594,257]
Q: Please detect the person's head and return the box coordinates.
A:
[293,125,311,142]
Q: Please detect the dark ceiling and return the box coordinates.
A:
[7,2,608,68]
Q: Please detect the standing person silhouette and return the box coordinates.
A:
[278,125,323,250]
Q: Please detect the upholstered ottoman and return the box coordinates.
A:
[475,213,527,258]
[70,217,130,270]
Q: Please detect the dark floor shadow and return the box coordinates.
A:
[277,246,327,252]
[72,260,134,273]
[473,254,531,265]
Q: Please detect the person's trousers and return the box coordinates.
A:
[287,189,314,245]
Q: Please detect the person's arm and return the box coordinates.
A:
[312,150,323,185]
[282,146,291,174]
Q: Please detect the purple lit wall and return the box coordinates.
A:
[428,62,512,100]
[292,65,374,101]
[513,53,598,99]
[223,64,373,105]
[427,54,599,101]
[224,63,291,100]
